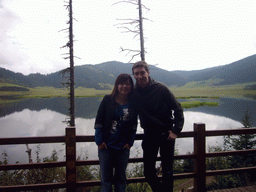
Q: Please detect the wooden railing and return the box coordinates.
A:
[0,123,256,191]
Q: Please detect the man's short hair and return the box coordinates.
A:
[132,61,149,74]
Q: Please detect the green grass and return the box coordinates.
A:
[0,82,256,104]
[177,96,219,99]
[181,101,219,109]
[0,83,112,104]
[170,82,256,99]
[75,87,111,97]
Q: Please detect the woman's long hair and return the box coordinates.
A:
[110,73,134,99]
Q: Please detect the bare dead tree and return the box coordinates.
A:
[113,0,150,62]
[138,0,145,61]
[59,0,77,127]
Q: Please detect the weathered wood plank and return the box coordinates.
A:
[208,185,256,192]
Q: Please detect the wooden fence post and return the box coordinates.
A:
[66,127,76,191]
[194,123,206,192]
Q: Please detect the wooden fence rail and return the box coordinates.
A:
[0,124,256,192]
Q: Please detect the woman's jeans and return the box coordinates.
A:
[98,148,130,192]
[142,132,175,192]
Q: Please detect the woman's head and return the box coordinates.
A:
[111,73,134,98]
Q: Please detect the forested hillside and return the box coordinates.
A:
[173,54,256,85]
[1,54,256,89]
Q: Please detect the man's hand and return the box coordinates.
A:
[98,142,108,149]
[167,130,177,140]
[123,144,131,149]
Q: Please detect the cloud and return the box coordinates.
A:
[0,1,29,71]
[0,0,68,75]
[1,0,256,75]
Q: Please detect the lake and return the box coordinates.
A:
[0,97,255,164]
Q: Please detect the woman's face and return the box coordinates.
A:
[117,80,132,96]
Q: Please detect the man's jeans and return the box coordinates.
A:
[142,132,175,192]
[98,148,130,192]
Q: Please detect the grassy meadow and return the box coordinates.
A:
[0,82,255,107]
[170,82,256,99]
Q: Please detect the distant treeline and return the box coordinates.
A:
[1,54,256,89]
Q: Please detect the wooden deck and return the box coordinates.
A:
[208,185,256,192]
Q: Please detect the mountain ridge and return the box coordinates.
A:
[0,54,256,89]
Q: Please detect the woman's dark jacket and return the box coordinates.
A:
[94,95,137,148]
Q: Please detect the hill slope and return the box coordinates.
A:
[0,54,256,89]
[172,54,256,85]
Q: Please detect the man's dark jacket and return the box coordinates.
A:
[135,77,184,135]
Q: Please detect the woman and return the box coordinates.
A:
[94,73,137,192]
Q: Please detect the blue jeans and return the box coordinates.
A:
[98,148,130,192]
[142,132,175,192]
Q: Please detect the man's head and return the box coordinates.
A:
[132,61,149,74]
[132,61,150,88]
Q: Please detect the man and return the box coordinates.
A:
[132,61,184,192]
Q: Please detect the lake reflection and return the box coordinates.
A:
[0,97,255,164]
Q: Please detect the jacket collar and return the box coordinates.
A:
[135,76,155,91]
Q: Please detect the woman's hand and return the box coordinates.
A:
[123,144,131,149]
[98,142,108,149]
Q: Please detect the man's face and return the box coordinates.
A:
[133,66,150,88]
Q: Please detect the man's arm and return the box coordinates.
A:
[165,87,184,135]
[173,104,184,135]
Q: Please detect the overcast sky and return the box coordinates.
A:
[1,0,256,75]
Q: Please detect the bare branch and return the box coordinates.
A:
[116,18,137,21]
[74,56,81,59]
[129,52,140,62]
[140,3,150,11]
[142,17,153,22]
[133,33,140,39]
[120,47,140,53]
[118,26,139,34]
[60,42,70,49]
[113,0,150,11]
[58,28,69,32]
[119,47,141,62]
[114,19,139,26]
[112,0,138,6]
[59,67,71,76]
